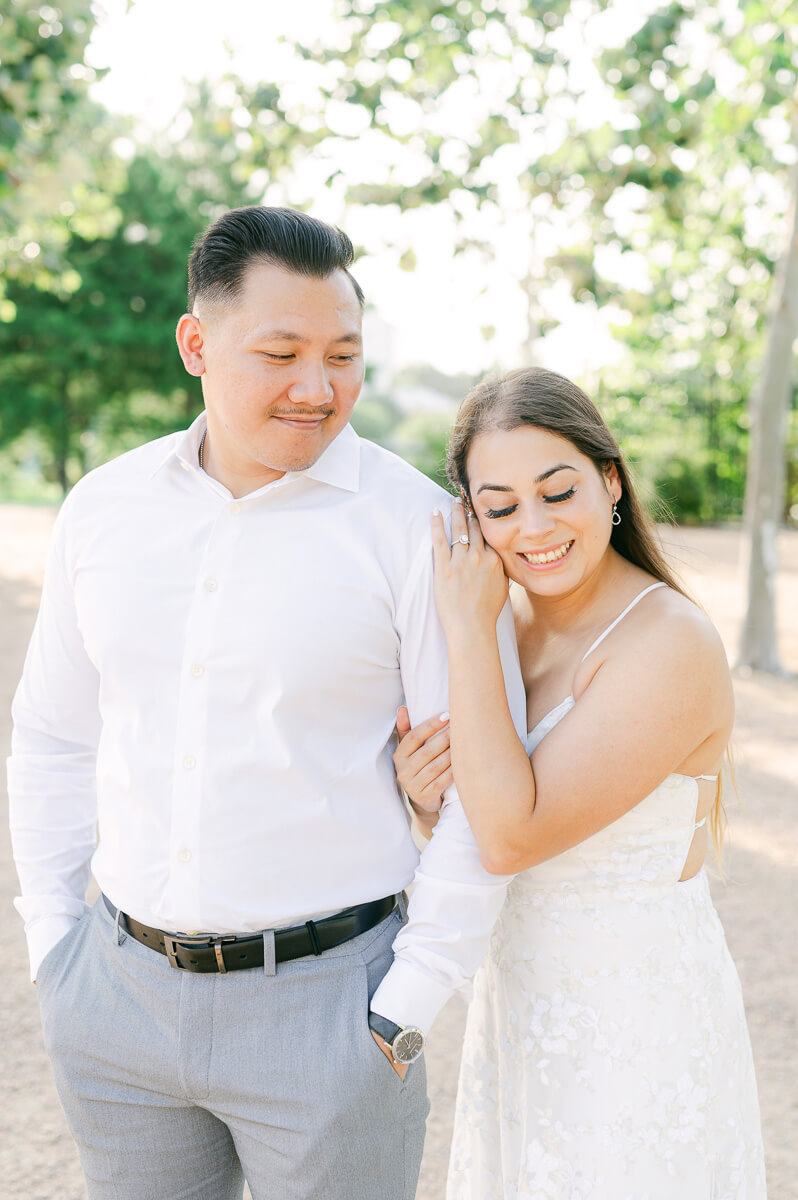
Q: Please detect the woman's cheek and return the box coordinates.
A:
[479,522,511,560]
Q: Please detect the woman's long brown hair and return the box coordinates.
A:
[446,366,726,861]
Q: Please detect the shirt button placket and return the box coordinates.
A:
[168,510,226,918]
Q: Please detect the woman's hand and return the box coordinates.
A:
[393,706,452,834]
[431,499,509,639]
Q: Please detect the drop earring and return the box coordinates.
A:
[611,501,621,526]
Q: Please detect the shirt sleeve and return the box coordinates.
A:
[6,496,101,981]
[371,529,527,1035]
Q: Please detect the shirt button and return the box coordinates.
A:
[229,502,241,515]
[177,849,192,863]
[190,664,204,678]
[204,579,217,592]
[183,755,196,770]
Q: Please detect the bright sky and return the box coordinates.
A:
[85,0,783,386]
[85,0,637,381]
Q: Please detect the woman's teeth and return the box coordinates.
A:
[521,541,574,565]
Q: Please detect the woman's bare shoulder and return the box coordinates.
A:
[606,583,733,719]
[643,585,726,662]
[579,582,730,694]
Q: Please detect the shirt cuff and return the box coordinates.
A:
[26,914,82,984]
[370,957,456,1037]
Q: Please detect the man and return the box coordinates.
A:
[8,207,525,1200]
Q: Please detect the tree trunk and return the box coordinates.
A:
[738,95,798,673]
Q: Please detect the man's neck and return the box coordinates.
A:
[200,431,286,499]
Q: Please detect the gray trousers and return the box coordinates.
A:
[36,896,429,1200]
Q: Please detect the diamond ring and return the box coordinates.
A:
[454,534,470,546]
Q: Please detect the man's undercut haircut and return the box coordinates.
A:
[188,206,365,312]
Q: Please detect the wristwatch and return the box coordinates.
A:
[368,1011,425,1065]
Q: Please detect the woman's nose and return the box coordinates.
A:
[518,501,557,538]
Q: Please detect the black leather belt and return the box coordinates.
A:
[102,893,398,973]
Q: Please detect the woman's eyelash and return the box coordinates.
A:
[484,486,576,519]
[545,486,576,504]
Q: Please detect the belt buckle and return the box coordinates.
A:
[163,933,236,972]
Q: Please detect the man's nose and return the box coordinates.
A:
[287,362,334,407]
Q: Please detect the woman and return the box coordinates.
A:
[395,368,766,1198]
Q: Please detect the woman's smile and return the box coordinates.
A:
[516,539,575,570]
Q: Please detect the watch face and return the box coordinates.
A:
[392,1026,425,1065]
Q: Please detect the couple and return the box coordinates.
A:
[8,206,765,1199]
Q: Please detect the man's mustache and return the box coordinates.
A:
[267,409,336,419]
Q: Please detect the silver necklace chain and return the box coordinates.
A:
[198,430,206,470]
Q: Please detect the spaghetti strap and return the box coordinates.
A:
[579,582,667,664]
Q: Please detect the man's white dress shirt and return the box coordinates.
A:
[8,414,525,1033]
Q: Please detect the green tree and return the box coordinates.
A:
[0,98,258,491]
[0,0,121,291]
[269,0,796,522]
[0,60,378,494]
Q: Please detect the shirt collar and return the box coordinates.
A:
[298,421,360,493]
[151,412,361,494]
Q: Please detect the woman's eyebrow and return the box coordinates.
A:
[476,483,513,496]
[535,463,576,484]
[476,464,576,496]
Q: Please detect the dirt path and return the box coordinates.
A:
[1,508,796,1199]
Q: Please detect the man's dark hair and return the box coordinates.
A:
[187,206,365,312]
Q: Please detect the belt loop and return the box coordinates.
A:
[305,920,322,956]
[262,929,276,976]
[113,905,127,947]
[397,891,408,922]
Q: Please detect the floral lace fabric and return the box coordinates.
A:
[447,702,767,1199]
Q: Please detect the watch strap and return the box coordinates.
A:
[368,1011,402,1044]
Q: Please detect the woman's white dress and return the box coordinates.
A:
[447,589,767,1200]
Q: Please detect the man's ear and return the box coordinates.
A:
[175,314,205,377]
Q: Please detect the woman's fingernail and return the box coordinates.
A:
[432,508,441,517]
[453,496,463,505]
[439,711,450,722]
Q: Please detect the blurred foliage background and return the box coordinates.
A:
[0,0,797,532]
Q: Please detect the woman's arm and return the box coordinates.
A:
[432,503,734,875]
[430,502,537,871]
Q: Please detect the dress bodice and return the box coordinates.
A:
[513,693,702,901]
[510,580,711,903]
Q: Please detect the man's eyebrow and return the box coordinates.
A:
[475,464,576,496]
[248,328,362,346]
